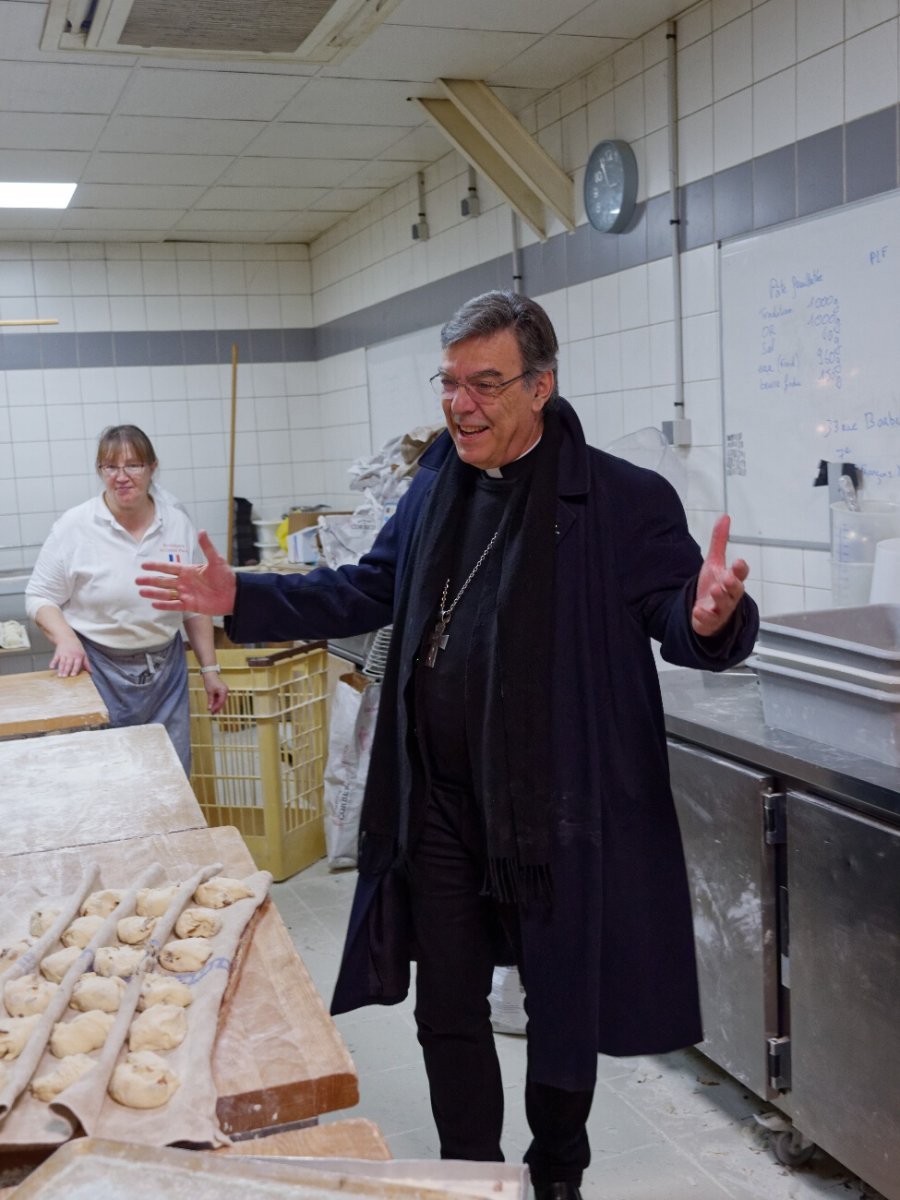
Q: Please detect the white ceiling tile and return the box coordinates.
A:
[0,113,107,152]
[385,0,592,33]
[71,184,206,208]
[491,35,627,89]
[117,67,305,120]
[98,117,266,155]
[557,0,683,38]
[59,209,180,230]
[279,78,438,125]
[310,188,384,212]
[321,26,541,81]
[250,123,412,159]
[219,158,367,187]
[0,149,90,180]
[378,126,453,161]
[195,186,329,210]
[341,159,427,187]
[83,153,233,186]
[173,210,299,232]
[0,210,63,229]
[0,62,130,114]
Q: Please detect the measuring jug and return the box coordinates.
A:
[831,501,900,606]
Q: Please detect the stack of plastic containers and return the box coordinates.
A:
[753,604,900,766]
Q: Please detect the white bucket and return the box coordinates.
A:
[870,538,900,604]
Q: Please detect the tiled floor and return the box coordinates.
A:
[272,861,884,1200]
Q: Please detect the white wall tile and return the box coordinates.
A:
[682,312,720,381]
[680,245,718,317]
[678,106,715,182]
[846,0,899,39]
[796,46,845,137]
[713,14,753,99]
[6,370,44,406]
[796,0,844,58]
[714,88,754,170]
[752,0,798,79]
[752,68,797,155]
[844,21,899,120]
[618,265,650,329]
[679,36,715,115]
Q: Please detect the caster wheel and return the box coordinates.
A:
[772,1128,816,1167]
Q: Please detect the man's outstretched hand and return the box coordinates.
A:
[137,530,237,616]
[692,515,749,638]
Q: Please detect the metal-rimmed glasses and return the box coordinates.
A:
[429,370,531,402]
[99,463,149,477]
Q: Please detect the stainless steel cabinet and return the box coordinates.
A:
[668,736,900,1199]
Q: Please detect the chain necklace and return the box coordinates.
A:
[424,529,500,668]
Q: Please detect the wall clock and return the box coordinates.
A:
[584,139,638,233]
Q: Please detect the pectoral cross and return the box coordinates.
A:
[424,616,449,668]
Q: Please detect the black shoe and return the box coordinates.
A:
[533,1184,583,1200]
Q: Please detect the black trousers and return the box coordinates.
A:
[407,785,594,1186]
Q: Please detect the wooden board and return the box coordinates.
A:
[218,1119,390,1161]
[0,826,358,1136]
[0,670,107,738]
[0,724,204,857]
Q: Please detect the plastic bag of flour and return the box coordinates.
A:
[324,673,382,868]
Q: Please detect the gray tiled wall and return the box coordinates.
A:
[3,105,897,372]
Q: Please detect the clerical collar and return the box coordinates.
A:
[483,436,542,479]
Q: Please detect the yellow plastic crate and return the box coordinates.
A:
[187,643,328,881]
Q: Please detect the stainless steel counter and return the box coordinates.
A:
[660,668,900,825]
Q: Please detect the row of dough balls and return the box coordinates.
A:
[0,875,253,1108]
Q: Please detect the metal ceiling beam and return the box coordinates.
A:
[436,78,575,235]
[415,97,549,240]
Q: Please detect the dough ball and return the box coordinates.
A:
[29,906,62,937]
[50,1010,114,1058]
[40,946,83,984]
[128,1003,187,1052]
[93,945,145,978]
[193,876,253,909]
[0,1014,41,1060]
[158,937,212,974]
[137,973,193,1011]
[61,915,104,949]
[116,915,157,945]
[4,974,58,1017]
[0,938,34,968]
[80,890,123,918]
[31,1053,95,1102]
[174,907,222,940]
[109,1050,180,1109]
[135,884,179,919]
[70,972,127,1014]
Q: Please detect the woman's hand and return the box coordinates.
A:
[137,531,237,616]
[202,671,229,715]
[49,633,91,678]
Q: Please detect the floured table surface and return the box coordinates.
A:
[0,826,357,1139]
[0,671,107,739]
[0,724,204,857]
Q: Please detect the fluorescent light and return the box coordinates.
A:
[0,182,77,209]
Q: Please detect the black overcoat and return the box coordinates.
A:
[228,399,759,1091]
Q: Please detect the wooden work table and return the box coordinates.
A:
[0,722,358,1149]
[0,670,107,739]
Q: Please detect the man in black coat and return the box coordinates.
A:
[139,290,759,1200]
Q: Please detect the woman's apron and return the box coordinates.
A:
[81,635,191,775]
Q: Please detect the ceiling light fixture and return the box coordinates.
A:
[0,182,77,209]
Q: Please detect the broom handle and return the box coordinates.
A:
[226,343,238,564]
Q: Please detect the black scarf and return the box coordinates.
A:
[358,406,561,903]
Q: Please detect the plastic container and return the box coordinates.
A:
[830,501,900,607]
[755,658,900,767]
[870,537,900,604]
[187,643,328,880]
[757,604,900,674]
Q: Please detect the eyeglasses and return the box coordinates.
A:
[99,463,149,477]
[429,370,531,401]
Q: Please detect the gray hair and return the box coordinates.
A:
[440,290,559,399]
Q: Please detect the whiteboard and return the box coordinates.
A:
[365,324,445,451]
[720,190,900,546]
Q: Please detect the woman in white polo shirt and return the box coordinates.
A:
[25,424,227,774]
